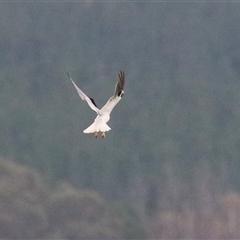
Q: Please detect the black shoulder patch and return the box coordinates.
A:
[118,90,123,97]
[89,97,98,108]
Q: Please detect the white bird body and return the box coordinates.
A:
[83,115,111,134]
[67,71,125,138]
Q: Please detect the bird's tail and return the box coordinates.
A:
[83,120,111,134]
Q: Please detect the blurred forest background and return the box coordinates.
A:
[1,2,240,239]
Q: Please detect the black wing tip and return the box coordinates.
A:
[89,97,98,108]
[115,71,125,97]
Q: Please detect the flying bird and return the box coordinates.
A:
[67,71,125,138]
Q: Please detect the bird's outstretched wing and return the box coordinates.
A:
[67,72,100,114]
[114,71,125,97]
[100,71,125,114]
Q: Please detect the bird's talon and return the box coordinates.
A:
[102,132,106,138]
[94,132,98,138]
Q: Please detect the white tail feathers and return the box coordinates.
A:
[83,119,111,134]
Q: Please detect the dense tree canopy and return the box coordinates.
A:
[1,3,240,238]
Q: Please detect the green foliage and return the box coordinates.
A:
[0,159,49,239]
[48,183,123,239]
[0,159,144,239]
[1,2,240,221]
[108,202,146,239]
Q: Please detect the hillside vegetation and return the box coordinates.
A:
[1,3,240,238]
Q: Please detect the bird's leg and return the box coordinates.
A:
[94,132,98,138]
[101,132,106,138]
